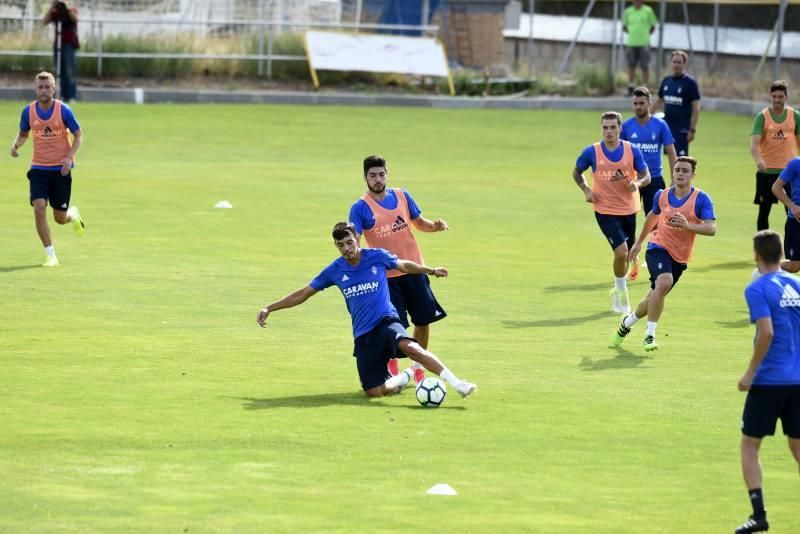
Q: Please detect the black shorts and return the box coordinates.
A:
[388,273,446,328]
[754,171,789,205]
[741,385,800,438]
[27,168,72,210]
[672,133,689,157]
[640,176,666,215]
[646,247,687,290]
[784,216,800,261]
[595,212,636,250]
[625,46,651,69]
[352,317,414,390]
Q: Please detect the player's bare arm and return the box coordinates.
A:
[771,178,800,220]
[60,129,82,176]
[750,134,767,171]
[412,216,449,232]
[10,130,28,158]
[665,145,677,183]
[572,166,595,203]
[628,211,659,262]
[257,285,318,327]
[667,214,716,235]
[738,316,773,391]
[395,259,447,278]
[629,168,651,192]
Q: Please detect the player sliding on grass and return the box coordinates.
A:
[611,156,716,351]
[256,222,477,399]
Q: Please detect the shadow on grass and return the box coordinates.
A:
[715,317,751,329]
[234,392,466,411]
[0,264,40,273]
[579,347,651,371]
[504,311,610,328]
[543,282,610,294]
[692,260,752,273]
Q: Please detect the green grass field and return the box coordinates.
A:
[1,101,798,533]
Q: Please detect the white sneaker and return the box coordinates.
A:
[610,288,631,314]
[455,381,477,399]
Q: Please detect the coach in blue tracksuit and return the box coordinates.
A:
[651,50,700,157]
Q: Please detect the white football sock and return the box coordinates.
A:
[439,368,462,388]
[615,277,627,291]
[623,313,640,328]
[44,245,56,257]
[645,321,658,337]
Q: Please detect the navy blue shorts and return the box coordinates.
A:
[640,176,666,215]
[742,385,800,438]
[645,247,687,290]
[594,212,636,250]
[672,133,689,157]
[784,217,800,261]
[27,169,72,210]
[389,273,446,328]
[352,317,415,390]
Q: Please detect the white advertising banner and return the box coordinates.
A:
[305,30,450,77]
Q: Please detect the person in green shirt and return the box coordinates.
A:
[623,0,658,96]
[750,80,800,230]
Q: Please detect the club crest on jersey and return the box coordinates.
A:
[371,266,377,275]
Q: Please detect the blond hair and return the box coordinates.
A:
[35,71,56,86]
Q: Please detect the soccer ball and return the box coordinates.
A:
[415,377,447,408]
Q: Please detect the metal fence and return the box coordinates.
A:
[0,14,437,79]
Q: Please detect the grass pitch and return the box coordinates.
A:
[1,101,798,532]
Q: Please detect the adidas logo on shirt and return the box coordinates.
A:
[631,132,639,139]
[780,283,800,307]
[341,274,349,281]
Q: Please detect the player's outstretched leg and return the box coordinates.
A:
[398,339,476,399]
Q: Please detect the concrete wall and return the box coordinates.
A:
[505,38,800,83]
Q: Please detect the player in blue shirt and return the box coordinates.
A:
[771,157,800,273]
[10,71,84,267]
[256,222,477,400]
[612,157,715,351]
[574,111,650,307]
[621,86,677,216]
[736,230,800,534]
[651,50,700,156]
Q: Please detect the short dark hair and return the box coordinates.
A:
[332,222,357,241]
[675,156,698,172]
[770,80,788,95]
[632,86,650,99]
[753,230,783,264]
[363,155,387,176]
[671,50,688,63]
[600,111,622,126]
